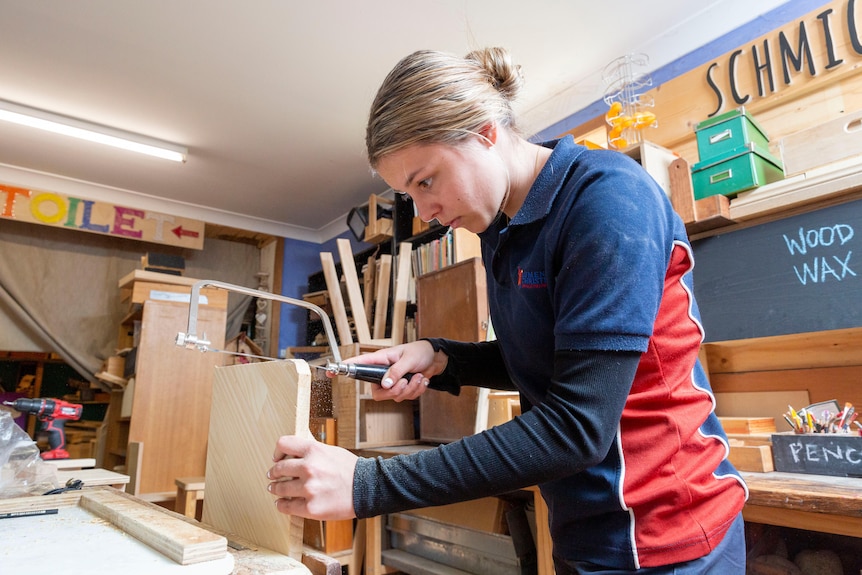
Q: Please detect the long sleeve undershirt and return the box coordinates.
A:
[352,344,640,517]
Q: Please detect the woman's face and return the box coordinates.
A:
[375,137,508,234]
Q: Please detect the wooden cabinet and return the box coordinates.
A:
[416,257,489,443]
[102,271,227,497]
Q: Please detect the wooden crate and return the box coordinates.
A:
[728,438,774,472]
[703,327,862,475]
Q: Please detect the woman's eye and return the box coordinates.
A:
[418,178,432,190]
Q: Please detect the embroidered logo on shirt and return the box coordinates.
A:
[517,268,547,289]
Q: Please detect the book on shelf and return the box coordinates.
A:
[411,228,481,277]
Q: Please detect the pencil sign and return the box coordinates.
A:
[771,433,862,478]
[0,182,204,250]
[692,197,862,341]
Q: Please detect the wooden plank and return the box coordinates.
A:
[741,470,862,518]
[57,467,130,488]
[126,440,143,495]
[668,156,695,224]
[710,366,862,418]
[526,486,554,575]
[688,194,733,236]
[80,489,227,565]
[202,360,311,561]
[128,281,228,309]
[715,390,810,433]
[363,256,376,327]
[742,504,862,539]
[337,238,372,344]
[320,251,353,345]
[119,269,201,289]
[451,228,481,263]
[301,547,343,575]
[780,108,862,176]
[742,467,862,537]
[0,489,235,574]
[486,392,520,429]
[702,327,862,373]
[728,442,774,473]
[717,416,776,435]
[390,242,412,346]
[128,301,226,495]
[372,254,392,339]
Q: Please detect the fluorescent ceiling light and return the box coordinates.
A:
[0,99,187,163]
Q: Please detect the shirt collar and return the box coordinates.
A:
[510,135,584,226]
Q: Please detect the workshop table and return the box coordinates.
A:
[0,486,316,575]
[740,470,862,538]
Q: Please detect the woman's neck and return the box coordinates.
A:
[501,138,550,218]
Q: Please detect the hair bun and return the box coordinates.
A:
[465,47,524,101]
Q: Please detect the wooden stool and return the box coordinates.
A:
[174,476,206,518]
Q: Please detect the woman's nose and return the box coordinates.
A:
[413,200,438,223]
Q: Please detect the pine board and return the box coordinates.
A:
[0,490,233,574]
[780,109,862,176]
[127,299,226,495]
[201,360,311,560]
[717,417,776,435]
[80,489,227,565]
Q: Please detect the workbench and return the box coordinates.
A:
[741,471,862,538]
[0,486,313,575]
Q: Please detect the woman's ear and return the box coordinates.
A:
[478,122,498,147]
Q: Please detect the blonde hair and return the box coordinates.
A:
[366,47,524,168]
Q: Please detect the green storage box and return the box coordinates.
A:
[695,107,771,161]
[691,143,784,200]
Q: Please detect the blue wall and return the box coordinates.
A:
[278,0,829,352]
[278,232,370,352]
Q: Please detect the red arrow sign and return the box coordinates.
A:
[172,225,200,239]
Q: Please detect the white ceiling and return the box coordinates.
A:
[0,0,792,243]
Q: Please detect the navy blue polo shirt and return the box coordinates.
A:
[479,136,672,407]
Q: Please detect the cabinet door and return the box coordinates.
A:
[127,300,226,494]
[416,258,488,443]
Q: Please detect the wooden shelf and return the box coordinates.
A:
[741,471,862,538]
[101,277,227,497]
[678,154,862,240]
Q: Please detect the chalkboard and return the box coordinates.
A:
[771,434,862,478]
[691,197,862,342]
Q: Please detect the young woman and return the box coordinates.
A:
[268,47,748,574]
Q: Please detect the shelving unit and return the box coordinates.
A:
[100,270,227,498]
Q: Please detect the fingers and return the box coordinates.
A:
[373,372,430,402]
[274,495,307,517]
[267,437,359,521]
[271,434,312,465]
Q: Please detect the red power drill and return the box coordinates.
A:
[3,398,83,459]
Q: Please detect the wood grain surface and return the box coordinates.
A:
[202,360,311,561]
[80,488,227,565]
[0,489,233,575]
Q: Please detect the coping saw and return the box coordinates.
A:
[175,279,412,384]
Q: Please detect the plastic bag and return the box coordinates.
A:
[0,409,59,498]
